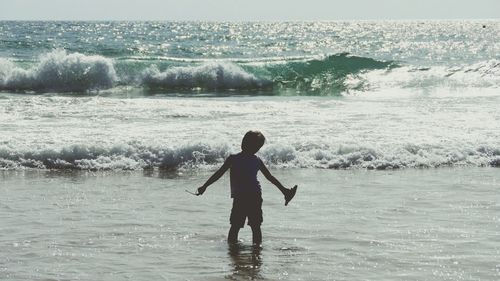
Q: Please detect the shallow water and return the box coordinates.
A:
[1,168,499,280]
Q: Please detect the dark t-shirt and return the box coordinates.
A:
[228,152,262,198]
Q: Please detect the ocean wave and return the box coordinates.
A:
[0,51,394,94]
[263,53,396,93]
[138,53,395,93]
[140,63,272,90]
[353,59,500,90]
[1,51,499,94]
[0,142,230,170]
[0,50,117,92]
[1,142,499,171]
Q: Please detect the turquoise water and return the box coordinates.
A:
[0,21,498,94]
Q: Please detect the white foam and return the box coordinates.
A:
[140,63,272,90]
[351,60,500,91]
[0,142,231,171]
[1,140,499,171]
[1,82,499,171]
[0,50,117,92]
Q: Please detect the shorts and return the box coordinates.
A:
[230,194,263,228]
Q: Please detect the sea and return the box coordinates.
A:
[0,21,499,280]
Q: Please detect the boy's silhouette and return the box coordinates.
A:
[196,131,297,245]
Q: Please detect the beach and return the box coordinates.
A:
[0,20,499,280]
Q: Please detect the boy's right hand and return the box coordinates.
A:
[197,186,207,195]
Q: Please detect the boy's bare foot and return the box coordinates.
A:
[284,185,297,206]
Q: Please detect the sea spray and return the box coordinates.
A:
[140,62,272,90]
[0,50,117,92]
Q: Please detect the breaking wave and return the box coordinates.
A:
[140,63,272,90]
[353,59,500,90]
[1,142,499,171]
[263,53,396,93]
[0,51,394,94]
[0,50,499,94]
[0,51,117,92]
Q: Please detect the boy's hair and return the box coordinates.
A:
[241,131,265,154]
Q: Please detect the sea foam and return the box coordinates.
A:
[140,63,272,90]
[0,50,117,92]
[352,59,500,91]
[0,142,230,171]
[1,141,499,171]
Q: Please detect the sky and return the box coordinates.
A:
[0,0,499,21]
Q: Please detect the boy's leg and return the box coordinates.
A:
[250,225,262,245]
[229,198,245,243]
[248,195,263,245]
[228,225,240,243]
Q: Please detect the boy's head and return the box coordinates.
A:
[241,131,265,154]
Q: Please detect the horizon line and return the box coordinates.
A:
[0,18,498,22]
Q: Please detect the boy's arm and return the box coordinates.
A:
[258,160,288,194]
[197,156,232,195]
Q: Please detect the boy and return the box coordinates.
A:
[195,131,297,245]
